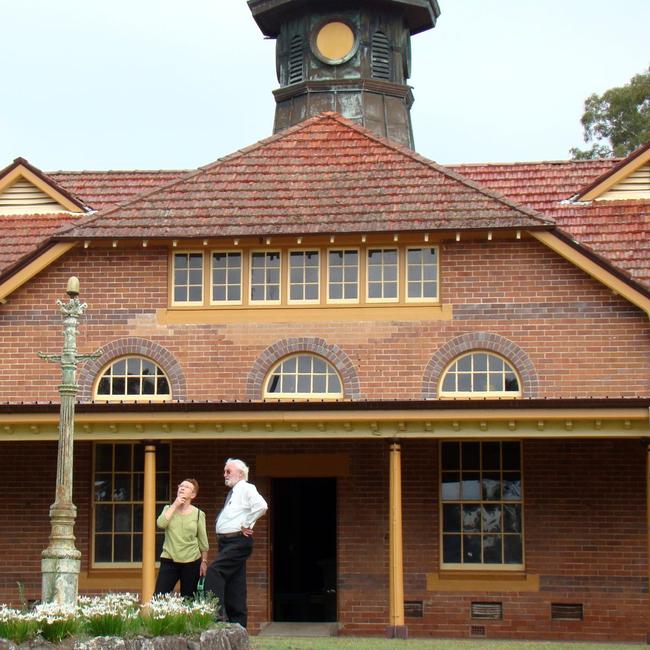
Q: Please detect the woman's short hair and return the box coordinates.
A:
[226,458,249,480]
[183,478,199,496]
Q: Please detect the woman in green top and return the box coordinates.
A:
[154,478,209,599]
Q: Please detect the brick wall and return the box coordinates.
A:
[0,439,647,642]
[0,239,649,403]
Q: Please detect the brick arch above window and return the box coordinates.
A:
[422,332,539,399]
[78,338,187,402]
[246,337,361,400]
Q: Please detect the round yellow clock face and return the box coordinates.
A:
[313,21,357,64]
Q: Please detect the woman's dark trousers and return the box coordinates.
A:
[154,557,202,599]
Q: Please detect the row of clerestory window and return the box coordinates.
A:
[94,351,521,401]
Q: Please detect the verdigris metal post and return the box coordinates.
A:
[39,276,99,605]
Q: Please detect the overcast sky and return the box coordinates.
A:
[2,0,648,171]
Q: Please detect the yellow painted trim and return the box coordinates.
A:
[79,571,142,591]
[580,147,650,201]
[389,442,405,627]
[0,165,84,213]
[530,231,650,318]
[142,445,157,604]
[427,572,539,592]
[157,303,453,324]
[0,242,76,303]
[256,453,350,477]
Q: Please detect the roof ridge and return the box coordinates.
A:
[449,158,623,168]
[49,169,189,175]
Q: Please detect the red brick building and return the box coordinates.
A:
[2,0,650,643]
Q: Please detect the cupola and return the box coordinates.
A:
[247,0,441,149]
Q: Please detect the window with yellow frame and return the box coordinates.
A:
[440,440,523,570]
[92,442,170,567]
[264,353,343,399]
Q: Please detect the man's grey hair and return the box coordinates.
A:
[226,458,249,480]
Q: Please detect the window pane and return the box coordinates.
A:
[503,474,521,500]
[443,535,461,563]
[114,535,131,562]
[114,475,131,501]
[95,475,112,501]
[328,375,341,393]
[441,472,460,500]
[95,535,112,563]
[156,473,170,502]
[114,445,131,472]
[95,505,112,533]
[462,504,481,532]
[114,505,132,532]
[483,535,502,564]
[157,445,170,471]
[504,535,523,564]
[502,442,521,470]
[443,504,461,532]
[482,505,501,533]
[483,442,500,470]
[474,353,487,371]
[462,442,480,469]
[503,505,522,533]
[482,473,501,500]
[463,535,481,563]
[95,444,112,471]
[461,473,480,500]
[441,442,460,470]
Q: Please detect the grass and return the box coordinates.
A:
[251,638,647,650]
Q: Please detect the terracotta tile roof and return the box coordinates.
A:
[448,159,618,212]
[50,170,188,212]
[58,113,552,241]
[451,157,650,287]
[0,168,185,275]
[0,213,78,274]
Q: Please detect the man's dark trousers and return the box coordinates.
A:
[204,534,253,627]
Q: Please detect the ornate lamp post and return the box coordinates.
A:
[39,277,99,605]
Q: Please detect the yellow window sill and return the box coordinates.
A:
[427,571,539,592]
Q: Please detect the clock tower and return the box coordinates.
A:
[247,0,440,149]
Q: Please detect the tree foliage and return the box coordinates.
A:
[570,68,650,159]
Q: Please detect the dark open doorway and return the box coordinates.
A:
[272,477,337,622]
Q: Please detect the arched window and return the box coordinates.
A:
[288,34,304,85]
[439,352,521,398]
[371,31,391,80]
[95,356,171,401]
[264,354,343,399]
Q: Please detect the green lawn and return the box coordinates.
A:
[251,638,646,650]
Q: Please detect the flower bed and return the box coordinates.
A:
[0,594,249,650]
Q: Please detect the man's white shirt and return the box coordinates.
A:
[216,480,268,534]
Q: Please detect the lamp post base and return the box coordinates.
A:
[41,553,81,606]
